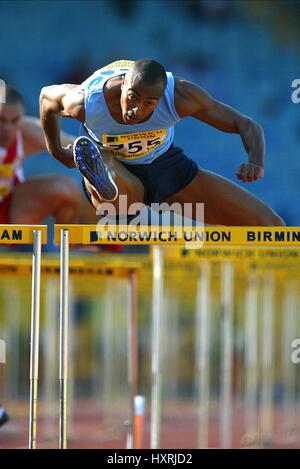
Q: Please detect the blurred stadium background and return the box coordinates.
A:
[1,0,300,450]
[1,0,300,223]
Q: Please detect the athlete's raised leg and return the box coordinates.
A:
[73,137,144,213]
[83,154,144,213]
[165,168,285,226]
[9,175,82,223]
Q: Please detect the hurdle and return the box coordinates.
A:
[53,225,300,449]
[54,224,143,449]
[160,231,300,449]
[0,251,141,447]
[2,225,300,448]
[0,225,47,449]
[54,223,208,449]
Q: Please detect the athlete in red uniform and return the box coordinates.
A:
[0,85,116,427]
[0,85,82,224]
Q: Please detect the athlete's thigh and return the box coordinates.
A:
[9,176,80,222]
[166,168,283,226]
[84,148,145,210]
[101,151,145,203]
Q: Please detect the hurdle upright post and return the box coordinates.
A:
[260,272,274,445]
[128,269,139,448]
[243,270,259,446]
[196,261,211,449]
[59,228,69,449]
[221,261,234,448]
[150,245,164,449]
[29,229,42,449]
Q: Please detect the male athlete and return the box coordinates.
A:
[0,85,82,225]
[39,59,285,226]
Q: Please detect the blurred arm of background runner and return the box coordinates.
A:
[174,78,265,184]
[39,84,85,168]
[22,116,76,157]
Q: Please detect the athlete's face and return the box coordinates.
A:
[120,73,164,124]
[0,102,23,148]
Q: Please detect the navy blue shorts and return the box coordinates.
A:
[82,144,198,207]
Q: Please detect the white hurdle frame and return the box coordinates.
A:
[260,272,274,445]
[59,229,69,449]
[57,227,141,449]
[29,229,42,449]
[150,245,164,449]
[221,262,234,448]
[196,261,211,448]
[243,270,259,446]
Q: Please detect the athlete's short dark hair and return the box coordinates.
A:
[5,85,24,106]
[130,59,167,90]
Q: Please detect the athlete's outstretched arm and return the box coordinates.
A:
[174,78,265,183]
[39,84,85,167]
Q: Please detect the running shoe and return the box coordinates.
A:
[73,136,118,201]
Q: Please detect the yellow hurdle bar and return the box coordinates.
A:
[162,246,300,263]
[0,224,47,244]
[0,255,140,278]
[54,225,300,246]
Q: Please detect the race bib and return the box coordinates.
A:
[0,163,14,199]
[102,129,167,160]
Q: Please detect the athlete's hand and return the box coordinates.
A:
[236,163,264,183]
